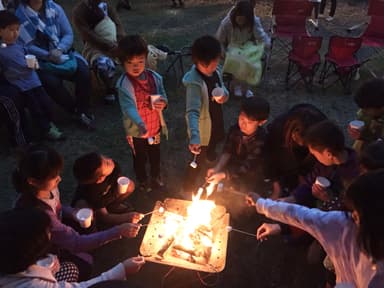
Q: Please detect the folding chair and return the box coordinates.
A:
[319,36,362,94]
[285,36,322,91]
[268,0,313,70]
[360,16,384,77]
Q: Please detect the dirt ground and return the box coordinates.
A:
[0,0,379,287]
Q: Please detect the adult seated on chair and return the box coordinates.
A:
[72,0,125,105]
[216,0,270,98]
[15,0,95,129]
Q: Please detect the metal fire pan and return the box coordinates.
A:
[140,198,229,273]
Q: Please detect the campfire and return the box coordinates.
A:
[140,188,229,273]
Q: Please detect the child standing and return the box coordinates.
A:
[348,79,384,153]
[206,96,269,193]
[182,35,229,194]
[116,35,168,193]
[0,10,64,141]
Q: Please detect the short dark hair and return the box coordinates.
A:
[117,34,148,63]
[73,152,103,184]
[0,10,20,29]
[354,79,384,109]
[12,144,63,196]
[359,140,384,171]
[345,170,384,261]
[230,1,255,31]
[191,35,221,66]
[0,208,51,274]
[240,96,270,121]
[283,103,327,149]
[304,120,345,154]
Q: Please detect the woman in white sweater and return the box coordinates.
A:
[247,170,384,287]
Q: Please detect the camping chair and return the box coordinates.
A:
[268,0,313,71]
[360,16,384,77]
[285,36,322,91]
[319,36,362,94]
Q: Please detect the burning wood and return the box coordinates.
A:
[140,198,229,273]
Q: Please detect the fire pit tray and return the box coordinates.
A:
[140,198,229,273]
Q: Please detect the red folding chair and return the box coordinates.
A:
[319,36,362,94]
[268,0,313,71]
[285,36,322,91]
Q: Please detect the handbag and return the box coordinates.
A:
[39,53,78,76]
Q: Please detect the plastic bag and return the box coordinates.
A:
[223,42,264,85]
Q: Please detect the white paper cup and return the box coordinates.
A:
[315,176,331,188]
[117,176,130,194]
[349,120,365,131]
[76,208,93,228]
[25,54,38,69]
[190,161,197,169]
[150,94,161,109]
[212,87,225,101]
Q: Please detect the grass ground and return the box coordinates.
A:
[0,0,380,287]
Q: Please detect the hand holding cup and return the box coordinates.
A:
[348,120,364,140]
[211,87,226,104]
[312,176,331,202]
[76,208,93,228]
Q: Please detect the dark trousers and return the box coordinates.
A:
[23,86,54,133]
[38,56,91,114]
[320,0,337,16]
[132,137,160,183]
[0,84,28,146]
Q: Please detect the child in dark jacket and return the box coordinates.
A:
[72,152,142,229]
[206,96,269,193]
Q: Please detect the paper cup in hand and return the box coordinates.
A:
[150,94,161,109]
[76,208,93,228]
[211,87,225,102]
[315,176,331,188]
[117,176,130,194]
[25,54,38,69]
[349,120,365,131]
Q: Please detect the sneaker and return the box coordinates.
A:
[234,85,242,97]
[78,113,96,130]
[308,19,318,28]
[245,89,254,98]
[46,123,66,141]
[104,94,116,105]
[325,16,334,22]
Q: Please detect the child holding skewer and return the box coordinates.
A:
[206,96,270,193]
[182,35,229,194]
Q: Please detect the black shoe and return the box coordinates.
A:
[77,113,96,130]
[116,0,131,10]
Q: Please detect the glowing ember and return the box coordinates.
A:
[140,198,229,272]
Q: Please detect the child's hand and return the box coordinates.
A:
[246,192,260,206]
[312,184,330,202]
[126,212,144,223]
[122,256,145,276]
[347,125,361,140]
[189,144,201,155]
[138,124,149,138]
[256,223,281,240]
[206,172,226,184]
[206,168,217,179]
[118,223,141,238]
[214,95,227,104]
[153,99,167,111]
